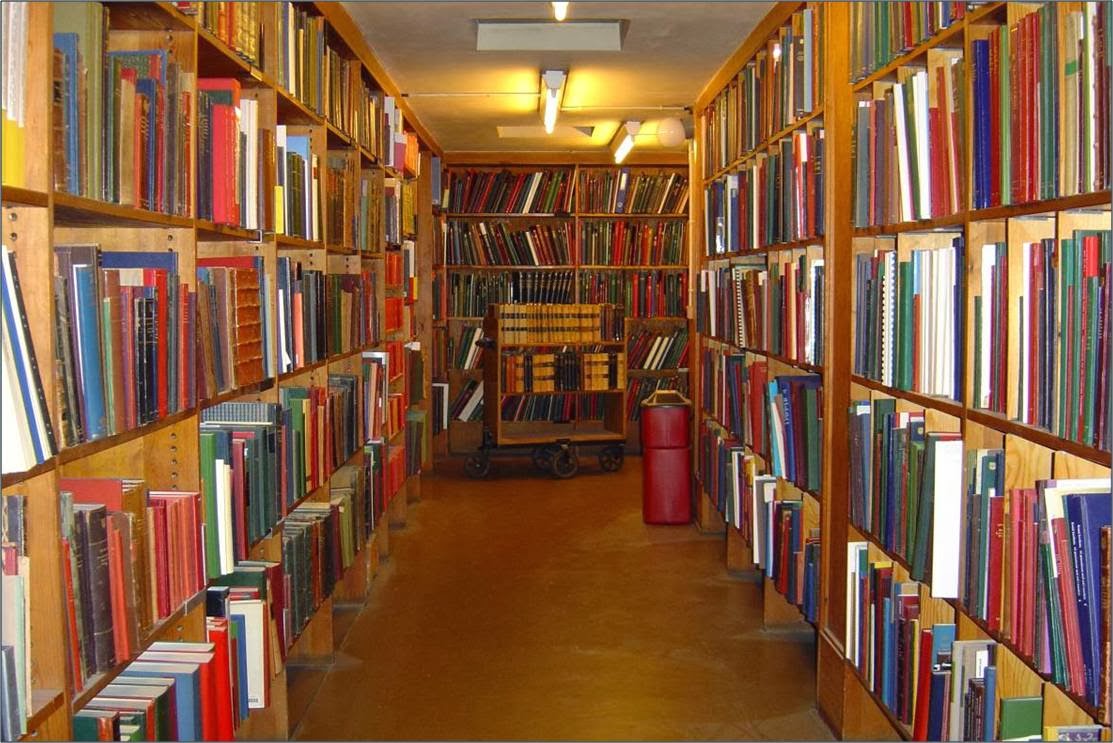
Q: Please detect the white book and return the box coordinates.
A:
[881,251,896,387]
[892,82,914,222]
[216,459,234,575]
[229,599,269,708]
[978,243,995,408]
[1018,242,1032,421]
[646,335,667,370]
[458,383,484,421]
[912,71,931,219]
[929,436,964,598]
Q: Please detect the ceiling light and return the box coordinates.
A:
[476,21,624,52]
[552,2,568,21]
[611,121,641,164]
[541,70,566,134]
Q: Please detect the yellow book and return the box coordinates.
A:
[1,115,25,187]
[274,185,286,234]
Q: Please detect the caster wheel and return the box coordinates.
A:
[465,453,491,479]
[599,446,624,472]
[532,446,554,472]
[551,448,578,479]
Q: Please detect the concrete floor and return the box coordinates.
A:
[293,454,834,741]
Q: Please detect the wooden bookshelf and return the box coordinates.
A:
[695,1,1112,739]
[438,162,692,455]
[0,2,439,740]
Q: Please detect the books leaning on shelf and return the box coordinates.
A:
[1,2,28,188]
[53,3,193,215]
[849,2,968,82]
[2,246,56,473]
[276,256,326,373]
[970,3,1111,209]
[852,234,964,400]
[196,256,273,399]
[627,326,689,371]
[960,457,1111,710]
[847,398,964,595]
[450,380,483,422]
[447,270,576,316]
[445,169,574,214]
[578,269,687,319]
[852,48,964,227]
[443,220,572,267]
[578,218,687,267]
[53,245,197,447]
[327,269,378,354]
[361,350,387,442]
[702,4,823,175]
[58,480,206,695]
[577,169,689,215]
[275,125,320,241]
[197,78,271,230]
[626,376,688,422]
[449,324,484,370]
[275,3,324,116]
[493,303,624,346]
[1013,230,1111,453]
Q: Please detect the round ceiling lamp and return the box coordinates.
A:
[656,117,686,147]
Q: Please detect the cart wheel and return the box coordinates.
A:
[599,446,624,472]
[551,448,578,479]
[532,446,554,472]
[465,453,491,479]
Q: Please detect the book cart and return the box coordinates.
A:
[465,303,628,478]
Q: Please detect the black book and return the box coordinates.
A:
[75,503,115,673]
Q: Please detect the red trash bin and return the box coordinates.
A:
[640,390,692,524]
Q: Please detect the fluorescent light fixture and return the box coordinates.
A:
[476,20,625,51]
[611,121,641,163]
[552,2,568,21]
[541,69,566,134]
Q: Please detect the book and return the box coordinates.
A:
[578,269,687,319]
[444,220,571,267]
[578,218,686,266]
[446,168,574,214]
[577,169,689,215]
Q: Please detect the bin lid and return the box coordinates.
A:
[640,390,691,407]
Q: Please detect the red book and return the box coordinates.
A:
[1051,516,1089,694]
[986,495,1005,632]
[106,517,130,662]
[144,268,170,419]
[204,619,237,740]
[912,626,934,740]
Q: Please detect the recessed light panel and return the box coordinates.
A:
[476,20,624,51]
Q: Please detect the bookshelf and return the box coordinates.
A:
[694,1,1111,739]
[437,162,691,456]
[0,2,436,740]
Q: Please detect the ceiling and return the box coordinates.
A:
[343,2,773,156]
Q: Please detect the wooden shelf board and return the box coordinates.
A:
[196,219,263,242]
[500,390,624,397]
[851,20,966,94]
[56,409,195,466]
[107,1,196,30]
[849,375,964,418]
[326,244,358,256]
[278,358,331,383]
[1,459,55,488]
[277,234,325,250]
[965,409,1111,468]
[52,193,193,228]
[579,264,688,270]
[852,212,966,238]
[576,213,688,219]
[705,108,825,183]
[444,264,570,270]
[495,431,626,446]
[702,234,825,261]
[499,341,624,348]
[72,588,207,710]
[845,662,914,740]
[21,689,65,739]
[275,85,324,125]
[195,26,267,81]
[967,190,1112,222]
[200,377,277,408]
[1,185,49,207]
[443,212,570,219]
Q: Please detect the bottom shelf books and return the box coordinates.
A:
[845,544,1111,742]
[451,381,484,422]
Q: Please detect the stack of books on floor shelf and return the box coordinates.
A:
[693,1,1111,741]
[1,2,435,740]
[433,165,690,455]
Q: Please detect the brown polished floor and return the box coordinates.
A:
[293,455,834,741]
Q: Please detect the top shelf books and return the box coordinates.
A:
[445,169,574,215]
[850,2,970,84]
[702,3,824,176]
[577,168,690,215]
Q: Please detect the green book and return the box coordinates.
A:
[906,418,925,562]
[972,294,983,408]
[910,432,936,581]
[997,696,1042,740]
[999,25,1011,205]
[199,431,221,578]
[1057,239,1073,438]
[804,387,821,492]
[897,260,913,390]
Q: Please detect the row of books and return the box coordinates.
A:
[492,303,624,345]
[716,123,826,255]
[578,269,687,319]
[697,425,820,623]
[384,178,417,246]
[961,452,1110,711]
[190,2,263,68]
[1,3,27,188]
[58,481,206,694]
[446,270,576,317]
[626,376,688,422]
[276,256,327,373]
[971,3,1111,209]
[275,125,320,241]
[500,349,625,394]
[276,3,324,117]
[696,252,826,368]
[327,270,379,355]
[627,326,689,371]
[450,379,483,422]
[498,393,612,424]
[844,556,1108,741]
[447,324,483,371]
[578,219,686,267]
[197,256,272,400]
[850,1,969,82]
[852,51,964,227]
[852,235,965,400]
[702,5,823,175]
[53,3,192,216]
[443,221,571,267]
[445,169,574,215]
[576,170,690,215]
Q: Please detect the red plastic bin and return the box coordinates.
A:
[640,390,692,524]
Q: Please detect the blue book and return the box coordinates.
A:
[1064,492,1112,703]
[72,264,108,440]
[1,251,53,463]
[99,251,178,273]
[881,595,894,708]
[229,613,250,721]
[53,33,81,194]
[121,661,201,741]
[983,665,997,741]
